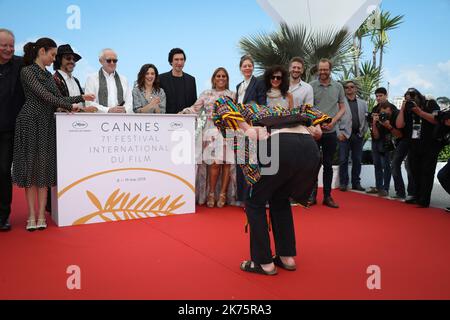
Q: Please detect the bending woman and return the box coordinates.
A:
[213,97,329,275]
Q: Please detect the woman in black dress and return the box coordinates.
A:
[12,38,94,231]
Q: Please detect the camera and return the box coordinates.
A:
[405,89,418,112]
[435,107,450,124]
[434,107,450,145]
[405,100,416,112]
[379,112,389,122]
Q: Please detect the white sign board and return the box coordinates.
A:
[54,114,196,227]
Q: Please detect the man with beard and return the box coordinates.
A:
[288,57,313,107]
[308,59,346,208]
[53,44,96,112]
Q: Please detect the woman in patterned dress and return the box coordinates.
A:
[12,38,94,231]
[180,67,236,208]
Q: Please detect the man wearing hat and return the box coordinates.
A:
[53,44,97,112]
[47,45,96,213]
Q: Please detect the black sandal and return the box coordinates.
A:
[273,256,296,271]
[240,261,277,276]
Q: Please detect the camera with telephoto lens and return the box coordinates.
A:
[405,100,417,112]
[433,107,450,145]
[405,90,418,112]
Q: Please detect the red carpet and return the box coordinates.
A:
[1,187,450,300]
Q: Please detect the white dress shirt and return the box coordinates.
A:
[237,78,251,104]
[289,80,314,107]
[57,70,83,108]
[84,68,133,113]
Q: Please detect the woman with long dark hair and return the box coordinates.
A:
[12,38,94,231]
[132,64,166,113]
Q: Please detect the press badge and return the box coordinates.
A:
[412,124,421,139]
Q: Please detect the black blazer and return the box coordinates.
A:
[53,71,84,97]
[235,75,266,105]
[159,71,197,114]
[0,55,25,131]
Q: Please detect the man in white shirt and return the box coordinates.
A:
[288,57,314,107]
[53,44,97,112]
[85,48,133,113]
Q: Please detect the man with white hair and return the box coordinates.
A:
[85,48,133,113]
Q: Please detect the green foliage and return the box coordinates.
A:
[239,23,354,82]
[439,145,450,162]
[339,61,381,111]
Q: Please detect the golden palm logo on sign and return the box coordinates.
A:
[73,189,186,225]
[56,168,195,226]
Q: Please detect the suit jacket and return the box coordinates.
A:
[235,75,267,105]
[337,97,368,139]
[159,71,197,114]
[0,55,25,132]
[53,70,84,97]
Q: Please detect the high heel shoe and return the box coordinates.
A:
[26,219,37,232]
[37,218,47,230]
[206,193,215,208]
[216,193,227,208]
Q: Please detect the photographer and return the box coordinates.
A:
[437,117,450,213]
[396,88,441,208]
[370,102,403,197]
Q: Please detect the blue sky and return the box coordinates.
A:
[1,0,449,100]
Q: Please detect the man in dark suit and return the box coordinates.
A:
[0,29,25,231]
[159,48,197,114]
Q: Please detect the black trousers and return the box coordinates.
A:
[311,132,338,199]
[408,141,442,206]
[245,133,320,264]
[0,131,14,222]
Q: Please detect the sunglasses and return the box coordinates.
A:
[106,59,118,64]
[271,76,282,81]
[63,56,76,62]
[345,86,355,89]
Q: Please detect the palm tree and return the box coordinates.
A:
[353,19,371,77]
[239,23,354,82]
[339,61,382,111]
[371,11,404,72]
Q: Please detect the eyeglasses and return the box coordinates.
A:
[271,76,282,81]
[345,86,355,89]
[63,56,75,62]
[106,59,118,64]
